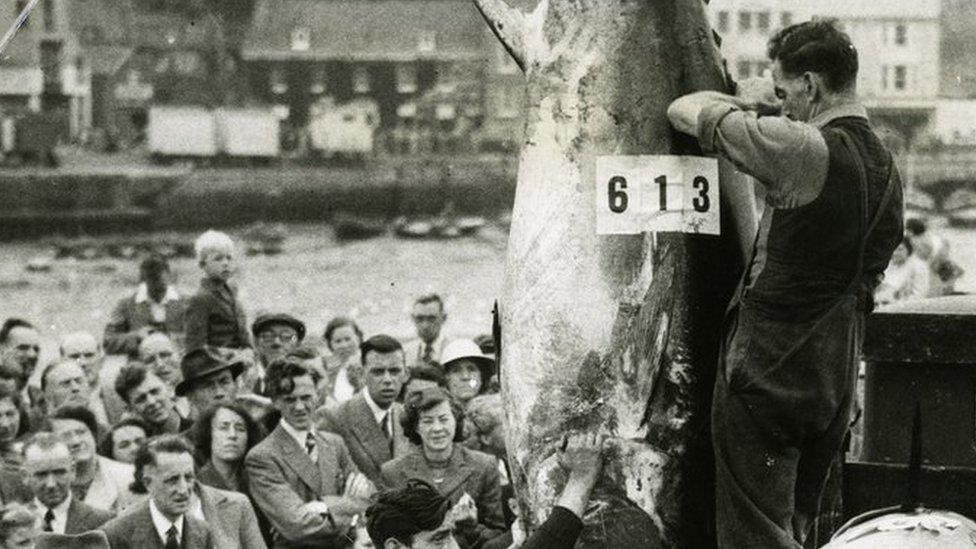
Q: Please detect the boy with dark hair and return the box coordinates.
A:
[668,18,903,548]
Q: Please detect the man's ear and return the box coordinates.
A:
[384,539,404,549]
[803,72,825,102]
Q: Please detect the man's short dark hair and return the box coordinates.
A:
[46,405,99,438]
[414,294,444,311]
[768,19,858,92]
[266,358,319,399]
[905,218,927,236]
[115,363,151,404]
[366,479,451,546]
[0,318,34,345]
[360,335,404,366]
[132,434,194,494]
[285,345,320,362]
[139,255,169,279]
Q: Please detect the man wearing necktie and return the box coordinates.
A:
[403,295,452,368]
[246,359,375,548]
[101,435,213,548]
[23,433,113,535]
[317,335,411,486]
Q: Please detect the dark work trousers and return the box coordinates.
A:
[713,294,863,548]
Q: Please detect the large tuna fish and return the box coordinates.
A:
[474,0,758,546]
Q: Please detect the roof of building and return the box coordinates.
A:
[242,0,488,62]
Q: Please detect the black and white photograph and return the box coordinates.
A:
[0,0,973,547]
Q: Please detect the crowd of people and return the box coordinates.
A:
[0,229,604,549]
[874,217,966,306]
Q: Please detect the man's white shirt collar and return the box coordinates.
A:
[148,498,185,544]
[362,389,392,425]
[279,418,313,449]
[35,493,72,534]
[135,283,180,304]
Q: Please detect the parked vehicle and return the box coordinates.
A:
[308,97,378,160]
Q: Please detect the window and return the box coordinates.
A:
[43,0,55,31]
[353,66,370,94]
[736,60,751,80]
[270,67,287,94]
[894,65,907,90]
[291,27,310,52]
[881,65,889,90]
[757,12,770,33]
[15,0,29,28]
[717,11,729,33]
[781,12,792,28]
[397,102,417,119]
[310,66,326,94]
[895,24,907,46]
[418,31,436,53]
[738,11,752,32]
[396,64,417,93]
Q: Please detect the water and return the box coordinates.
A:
[0,223,509,361]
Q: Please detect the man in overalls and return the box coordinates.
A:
[667,20,904,548]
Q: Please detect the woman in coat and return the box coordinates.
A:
[380,387,506,549]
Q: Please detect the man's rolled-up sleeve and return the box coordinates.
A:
[696,103,829,208]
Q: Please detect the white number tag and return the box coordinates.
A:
[595,155,720,235]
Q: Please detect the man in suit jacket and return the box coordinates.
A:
[245,360,375,548]
[196,482,266,549]
[103,255,186,357]
[316,335,412,485]
[23,433,115,534]
[101,435,213,549]
[402,294,452,368]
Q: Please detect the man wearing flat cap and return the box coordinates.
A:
[248,313,306,396]
[176,347,247,418]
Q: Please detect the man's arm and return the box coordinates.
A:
[244,450,337,543]
[667,81,829,209]
[518,433,607,549]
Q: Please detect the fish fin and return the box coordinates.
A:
[472,0,528,72]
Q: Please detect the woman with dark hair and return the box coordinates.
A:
[323,317,364,404]
[194,401,273,545]
[0,384,29,469]
[380,387,505,549]
[194,402,265,493]
[97,417,148,464]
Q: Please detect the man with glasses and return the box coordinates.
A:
[403,295,452,369]
[250,313,306,396]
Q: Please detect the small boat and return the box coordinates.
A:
[334,213,387,240]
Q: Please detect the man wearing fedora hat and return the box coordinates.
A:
[249,313,306,396]
[175,347,246,418]
[439,340,496,411]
